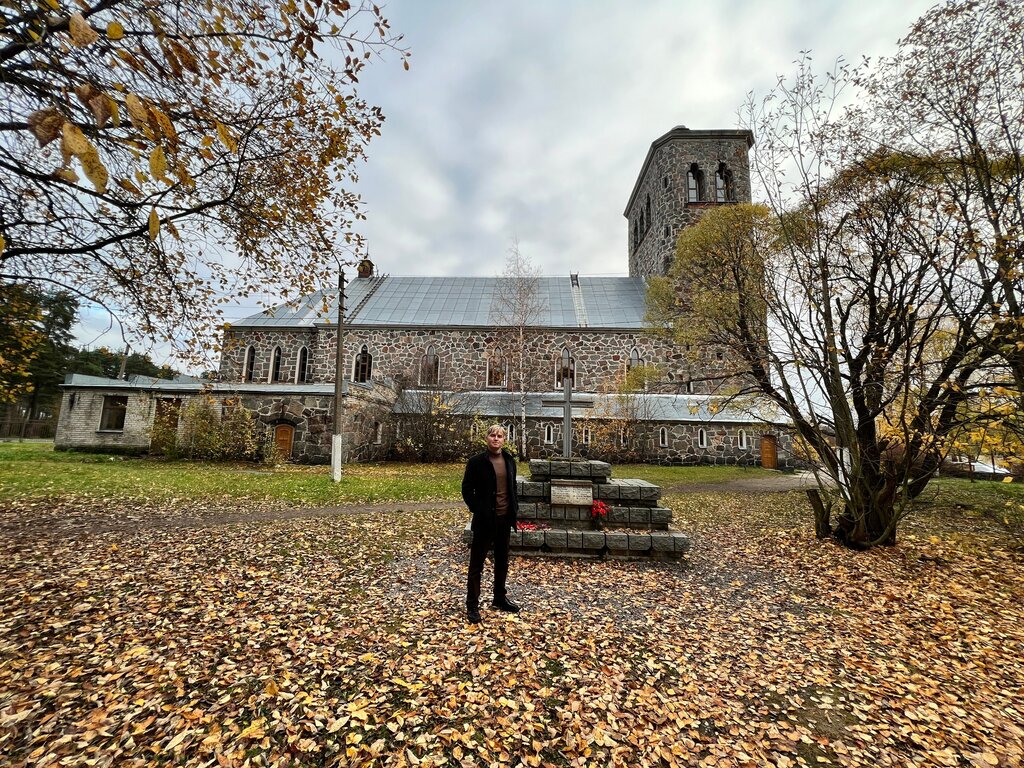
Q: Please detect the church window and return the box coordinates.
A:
[581,426,591,445]
[296,347,310,383]
[738,429,748,450]
[633,221,639,248]
[698,428,708,449]
[243,346,256,382]
[662,176,668,189]
[374,421,382,444]
[354,344,372,383]
[486,348,507,388]
[270,346,282,383]
[627,347,642,372]
[420,345,439,386]
[659,427,669,448]
[664,225,669,239]
[716,350,724,361]
[544,424,553,444]
[555,347,576,388]
[715,162,735,202]
[503,423,515,443]
[645,194,651,231]
[686,379,695,394]
[687,163,704,202]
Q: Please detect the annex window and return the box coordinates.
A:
[698,428,708,449]
[270,346,282,383]
[353,344,372,383]
[659,427,669,448]
[486,347,508,388]
[555,347,576,388]
[737,428,748,450]
[99,395,128,431]
[243,346,256,382]
[686,163,704,203]
[296,346,310,384]
[420,346,439,387]
[544,424,554,444]
[716,162,734,202]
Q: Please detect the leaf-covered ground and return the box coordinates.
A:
[1,485,1023,767]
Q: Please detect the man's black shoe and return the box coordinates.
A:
[491,598,521,613]
[467,607,482,624]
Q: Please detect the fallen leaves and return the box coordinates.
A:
[0,489,1022,767]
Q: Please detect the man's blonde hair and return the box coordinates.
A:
[487,424,506,437]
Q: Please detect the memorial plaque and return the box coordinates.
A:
[550,479,593,506]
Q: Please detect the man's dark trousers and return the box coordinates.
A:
[466,514,511,610]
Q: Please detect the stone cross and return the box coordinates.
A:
[541,351,594,458]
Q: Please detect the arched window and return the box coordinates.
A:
[687,163,704,203]
[373,421,383,444]
[645,194,651,231]
[737,428,748,450]
[295,347,309,384]
[659,427,669,448]
[544,424,553,444]
[627,347,642,372]
[698,427,708,449]
[662,176,668,189]
[420,345,439,386]
[243,346,256,383]
[269,346,282,383]
[353,344,372,383]
[503,423,515,443]
[716,162,734,202]
[486,347,507,388]
[555,347,576,388]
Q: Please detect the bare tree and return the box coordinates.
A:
[490,238,546,458]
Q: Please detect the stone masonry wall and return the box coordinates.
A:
[221,326,740,396]
[628,134,752,280]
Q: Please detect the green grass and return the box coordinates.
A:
[0,442,778,506]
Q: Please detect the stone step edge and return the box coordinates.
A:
[517,504,673,526]
[461,522,690,555]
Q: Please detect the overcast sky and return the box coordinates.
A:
[74,0,938,368]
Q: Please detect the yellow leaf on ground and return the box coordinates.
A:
[265,679,279,696]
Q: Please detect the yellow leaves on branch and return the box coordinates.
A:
[68,13,100,47]
[27,108,64,148]
[106,21,125,41]
[149,147,169,183]
[216,122,238,154]
[148,209,160,241]
[61,123,108,194]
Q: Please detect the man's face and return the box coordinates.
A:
[486,429,505,453]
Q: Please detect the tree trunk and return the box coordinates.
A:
[805,489,832,539]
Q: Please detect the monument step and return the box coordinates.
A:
[462,522,689,559]
[516,477,662,503]
[528,459,611,482]
[516,502,673,529]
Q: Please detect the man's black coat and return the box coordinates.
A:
[461,449,518,532]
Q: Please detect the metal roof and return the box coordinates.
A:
[395,390,787,424]
[233,275,650,330]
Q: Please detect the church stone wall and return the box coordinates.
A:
[628,131,753,279]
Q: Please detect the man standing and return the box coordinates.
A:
[462,424,522,624]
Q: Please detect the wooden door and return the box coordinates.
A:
[760,434,778,469]
[274,424,295,458]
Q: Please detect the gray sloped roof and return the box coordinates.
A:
[233,275,649,330]
[395,390,787,424]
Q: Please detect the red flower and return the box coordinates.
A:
[591,500,609,519]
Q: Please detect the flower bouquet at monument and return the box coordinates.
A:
[591,500,609,530]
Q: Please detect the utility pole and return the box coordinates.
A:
[117,344,131,380]
[331,270,346,482]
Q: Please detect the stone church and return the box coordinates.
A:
[55,126,796,467]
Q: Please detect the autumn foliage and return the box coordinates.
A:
[0,0,408,361]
